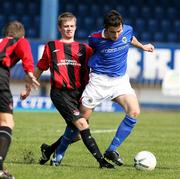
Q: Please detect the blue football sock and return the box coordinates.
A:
[55,126,79,161]
[107,115,137,152]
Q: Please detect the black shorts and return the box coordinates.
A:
[0,67,13,114]
[50,88,82,126]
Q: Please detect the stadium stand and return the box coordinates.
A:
[0,0,179,42]
[0,0,40,39]
[58,0,180,43]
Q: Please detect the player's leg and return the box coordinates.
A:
[0,86,15,179]
[40,113,89,164]
[50,133,81,152]
[50,125,79,166]
[0,112,15,179]
[42,89,96,166]
[79,74,114,168]
[39,133,81,165]
[72,116,114,169]
[40,89,79,165]
[40,132,81,164]
[104,94,140,165]
[40,109,90,163]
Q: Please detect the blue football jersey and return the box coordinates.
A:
[88,25,133,77]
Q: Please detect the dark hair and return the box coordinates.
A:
[2,21,25,38]
[58,12,77,27]
[104,10,123,29]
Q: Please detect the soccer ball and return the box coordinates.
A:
[134,151,157,171]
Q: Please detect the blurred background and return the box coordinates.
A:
[0,0,180,111]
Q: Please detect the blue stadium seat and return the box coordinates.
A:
[128,6,139,19]
[0,0,39,39]
[96,17,103,27]
[78,4,88,16]
[103,5,112,14]
[154,6,164,20]
[90,5,101,17]
[154,32,164,42]
[158,0,170,7]
[26,28,37,38]
[141,32,151,42]
[65,4,76,13]
[160,20,171,33]
[148,19,158,33]
[2,2,12,15]
[116,5,126,17]
[0,15,6,27]
[131,0,144,7]
[147,0,157,6]
[167,33,177,43]
[33,16,40,37]
[77,18,83,27]
[8,15,19,21]
[134,19,146,33]
[77,29,88,39]
[21,16,32,29]
[15,2,25,15]
[119,0,132,7]
[167,7,177,20]
[28,2,39,15]
[84,17,94,28]
[34,16,40,28]
[133,31,140,39]
[124,18,132,26]
[141,6,151,19]
[173,0,180,5]
[174,20,180,33]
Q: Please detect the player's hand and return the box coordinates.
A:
[20,84,31,100]
[20,89,29,100]
[142,44,154,52]
[25,73,40,90]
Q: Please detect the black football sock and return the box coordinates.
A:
[0,157,3,171]
[80,128,103,162]
[0,126,12,170]
[49,136,63,154]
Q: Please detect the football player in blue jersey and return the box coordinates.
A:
[80,10,154,166]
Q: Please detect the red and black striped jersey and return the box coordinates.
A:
[0,37,34,73]
[37,40,93,90]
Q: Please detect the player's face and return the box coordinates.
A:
[59,19,76,39]
[106,25,123,41]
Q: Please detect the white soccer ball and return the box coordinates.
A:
[134,151,157,171]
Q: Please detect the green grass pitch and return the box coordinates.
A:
[5,111,180,179]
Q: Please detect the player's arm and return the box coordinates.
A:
[131,36,154,52]
[20,67,43,100]
[15,38,40,88]
[20,43,50,100]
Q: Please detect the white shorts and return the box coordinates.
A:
[81,73,136,108]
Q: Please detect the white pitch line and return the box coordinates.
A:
[56,129,116,134]
[91,129,116,134]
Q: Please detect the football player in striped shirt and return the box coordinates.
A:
[21,12,114,169]
[0,21,39,179]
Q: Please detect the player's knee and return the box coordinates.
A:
[135,108,141,117]
[80,106,92,120]
[73,118,89,131]
[129,108,140,118]
[0,115,15,129]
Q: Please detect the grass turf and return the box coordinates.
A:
[4,111,180,179]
